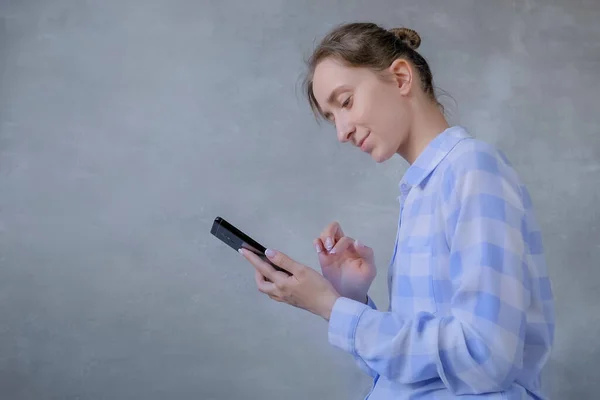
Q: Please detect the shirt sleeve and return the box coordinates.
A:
[327,153,533,395]
[334,294,378,378]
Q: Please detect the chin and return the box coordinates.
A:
[371,147,395,163]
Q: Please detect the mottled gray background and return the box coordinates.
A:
[1,1,599,399]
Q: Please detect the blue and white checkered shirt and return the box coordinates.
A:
[328,126,555,399]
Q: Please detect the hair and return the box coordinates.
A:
[303,22,441,120]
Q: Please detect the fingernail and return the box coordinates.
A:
[329,248,336,254]
[265,248,276,258]
[355,240,362,247]
[238,248,244,255]
[315,243,322,253]
[325,237,333,250]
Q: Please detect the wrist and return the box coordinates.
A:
[319,290,340,321]
[346,291,369,304]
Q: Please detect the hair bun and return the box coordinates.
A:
[389,27,421,50]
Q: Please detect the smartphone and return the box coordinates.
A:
[210,216,291,275]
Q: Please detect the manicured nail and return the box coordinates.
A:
[325,237,333,250]
[238,248,244,255]
[265,248,276,258]
[315,243,322,253]
[329,247,336,254]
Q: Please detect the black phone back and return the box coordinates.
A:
[210,216,290,275]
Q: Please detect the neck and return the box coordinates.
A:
[397,100,449,164]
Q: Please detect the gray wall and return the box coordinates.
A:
[1,1,599,399]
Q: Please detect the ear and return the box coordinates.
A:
[388,59,413,96]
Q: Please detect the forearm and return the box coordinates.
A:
[328,297,525,394]
[334,294,378,378]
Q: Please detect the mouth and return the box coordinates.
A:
[358,132,370,151]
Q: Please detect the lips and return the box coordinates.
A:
[358,132,370,151]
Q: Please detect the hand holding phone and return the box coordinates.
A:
[211,216,342,320]
[210,216,291,275]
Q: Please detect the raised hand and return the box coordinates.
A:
[314,221,376,304]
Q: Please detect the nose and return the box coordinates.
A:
[335,116,355,143]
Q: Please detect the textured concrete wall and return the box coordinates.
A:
[1,1,598,399]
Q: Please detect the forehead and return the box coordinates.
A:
[312,58,374,108]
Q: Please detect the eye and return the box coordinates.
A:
[341,96,352,108]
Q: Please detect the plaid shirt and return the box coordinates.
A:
[328,126,555,399]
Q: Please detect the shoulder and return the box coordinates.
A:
[443,137,515,177]
[438,137,526,210]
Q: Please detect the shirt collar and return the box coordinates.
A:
[400,125,471,189]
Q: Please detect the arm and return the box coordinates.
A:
[327,160,532,394]
[343,294,378,378]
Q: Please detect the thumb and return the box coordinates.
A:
[265,248,300,275]
[353,240,374,264]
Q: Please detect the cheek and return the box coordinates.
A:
[368,93,400,134]
[382,104,410,143]
[354,86,385,124]
[358,84,406,153]
[372,107,401,145]
[353,99,372,124]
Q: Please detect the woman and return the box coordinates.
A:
[239,22,554,399]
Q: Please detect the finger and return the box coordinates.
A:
[264,248,302,275]
[268,294,284,302]
[353,239,375,264]
[314,238,325,254]
[254,268,264,285]
[320,221,344,251]
[254,269,277,294]
[255,270,283,302]
[240,248,284,283]
[330,235,355,254]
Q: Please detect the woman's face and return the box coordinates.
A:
[312,57,415,163]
